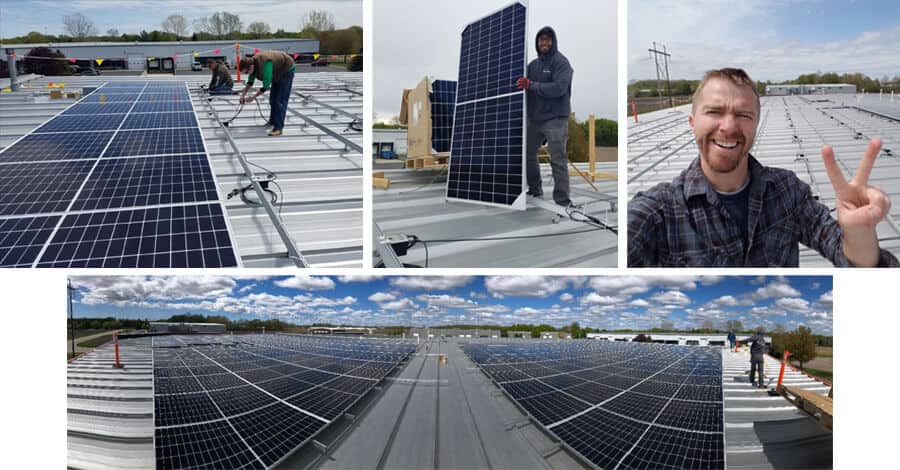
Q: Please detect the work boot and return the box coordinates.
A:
[527,188,543,198]
[267,129,283,137]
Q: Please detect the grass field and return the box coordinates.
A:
[803,367,833,383]
[67,328,108,340]
[75,330,130,348]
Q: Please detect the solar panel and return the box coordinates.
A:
[150,334,415,469]
[430,79,457,153]
[446,2,527,209]
[0,80,240,267]
[463,342,725,470]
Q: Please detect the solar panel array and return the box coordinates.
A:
[463,341,725,470]
[0,81,239,267]
[430,80,457,153]
[447,2,527,209]
[153,334,415,469]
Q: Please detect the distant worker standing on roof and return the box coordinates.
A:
[727,330,736,349]
[206,59,233,94]
[238,50,296,136]
[740,328,769,389]
[517,26,574,207]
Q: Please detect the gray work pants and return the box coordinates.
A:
[750,357,765,388]
[526,117,570,205]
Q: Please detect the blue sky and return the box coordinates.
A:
[630,0,900,82]
[70,275,834,334]
[0,1,361,38]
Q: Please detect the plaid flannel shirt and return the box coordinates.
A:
[628,155,899,267]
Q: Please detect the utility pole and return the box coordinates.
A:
[68,279,75,358]
[648,42,673,108]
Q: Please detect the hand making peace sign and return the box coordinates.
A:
[822,138,891,266]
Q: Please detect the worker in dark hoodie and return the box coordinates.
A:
[206,59,233,95]
[238,50,296,136]
[517,26,574,207]
[739,327,769,389]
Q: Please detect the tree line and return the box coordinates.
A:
[629,72,900,98]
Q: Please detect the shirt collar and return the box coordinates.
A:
[683,154,767,202]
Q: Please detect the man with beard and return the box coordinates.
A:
[628,68,898,267]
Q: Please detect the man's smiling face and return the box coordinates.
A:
[689,77,759,175]
[538,34,553,55]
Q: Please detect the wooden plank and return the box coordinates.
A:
[373,177,390,189]
[373,172,385,179]
[782,385,833,430]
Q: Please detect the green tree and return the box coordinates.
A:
[63,13,97,38]
[300,10,336,34]
[569,321,583,339]
[24,47,69,75]
[246,21,271,38]
[785,326,817,369]
[566,114,588,162]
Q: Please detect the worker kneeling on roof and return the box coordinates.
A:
[517,26,574,207]
[628,67,898,267]
[206,59,233,95]
[239,50,296,136]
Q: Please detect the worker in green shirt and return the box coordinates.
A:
[238,50,296,136]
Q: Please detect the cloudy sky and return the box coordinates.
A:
[0,1,361,38]
[69,275,833,334]
[629,0,900,82]
[373,0,618,122]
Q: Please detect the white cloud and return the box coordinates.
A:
[560,292,574,302]
[751,281,800,300]
[580,293,624,305]
[774,298,810,313]
[74,275,236,305]
[630,298,650,307]
[390,276,474,290]
[274,276,335,290]
[817,290,833,309]
[587,276,717,296]
[415,294,476,309]
[381,298,417,310]
[649,290,691,306]
[368,292,396,303]
[485,276,584,298]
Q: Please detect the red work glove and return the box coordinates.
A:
[516,77,532,90]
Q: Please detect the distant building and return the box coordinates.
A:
[587,332,771,347]
[149,322,226,334]
[373,128,407,158]
[309,326,373,336]
[408,328,499,339]
[540,331,572,340]
[508,330,531,339]
[766,83,856,95]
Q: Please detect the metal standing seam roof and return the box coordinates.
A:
[67,338,154,470]
[627,95,900,266]
[0,72,363,268]
[373,161,619,267]
[722,350,832,469]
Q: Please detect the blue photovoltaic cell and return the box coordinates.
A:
[34,114,126,133]
[104,128,204,157]
[71,154,220,211]
[0,160,95,216]
[122,111,198,130]
[36,203,238,268]
[447,95,524,205]
[455,3,526,103]
[0,79,240,268]
[62,102,134,115]
[132,101,194,113]
[431,80,457,153]
[156,421,264,470]
[447,2,527,209]
[0,215,60,267]
[0,131,114,162]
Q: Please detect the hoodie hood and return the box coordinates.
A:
[535,26,558,58]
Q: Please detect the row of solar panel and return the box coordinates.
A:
[35,112,198,133]
[463,341,725,470]
[153,336,416,469]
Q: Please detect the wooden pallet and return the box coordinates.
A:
[780,385,833,431]
[404,153,449,170]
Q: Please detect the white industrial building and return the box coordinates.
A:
[766,83,856,95]
[587,332,772,346]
